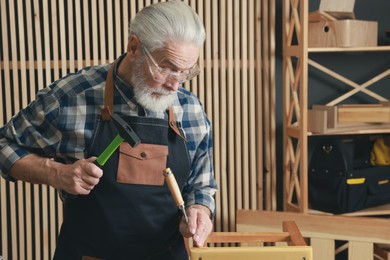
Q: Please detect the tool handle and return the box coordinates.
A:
[96,134,124,167]
[163,168,184,207]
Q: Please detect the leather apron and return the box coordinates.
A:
[54,64,191,260]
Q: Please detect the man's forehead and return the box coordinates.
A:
[154,42,199,68]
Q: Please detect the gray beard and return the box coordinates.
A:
[131,58,176,112]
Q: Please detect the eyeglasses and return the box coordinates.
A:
[141,46,200,84]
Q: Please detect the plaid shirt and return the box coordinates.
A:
[0,56,217,213]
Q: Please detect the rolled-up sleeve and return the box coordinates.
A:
[182,111,218,216]
[0,88,60,180]
[186,127,217,215]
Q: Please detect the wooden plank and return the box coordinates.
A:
[196,1,204,102]
[207,232,291,243]
[17,0,28,108]
[99,0,106,64]
[67,0,75,72]
[218,0,229,233]
[255,0,264,209]
[83,0,91,66]
[307,109,328,133]
[210,0,221,233]
[191,246,312,260]
[338,104,390,123]
[185,1,197,95]
[204,0,212,124]
[227,0,235,231]
[263,0,272,212]
[1,180,8,260]
[9,182,18,258]
[237,210,390,244]
[59,0,67,77]
[310,238,335,260]
[233,0,243,214]
[282,221,306,246]
[9,0,20,114]
[43,0,52,82]
[107,0,114,63]
[349,241,373,260]
[51,0,60,80]
[269,0,277,211]
[241,0,249,210]
[49,2,58,256]
[129,0,136,24]
[122,0,128,51]
[42,186,49,259]
[91,0,98,65]
[248,0,257,210]
[16,2,28,257]
[41,2,51,258]
[8,0,20,258]
[75,0,83,70]
[114,0,122,58]
[33,0,44,258]
[25,1,37,257]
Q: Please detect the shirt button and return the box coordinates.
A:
[140,152,147,158]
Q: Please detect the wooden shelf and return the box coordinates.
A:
[309,127,390,136]
[287,124,390,138]
[283,0,390,216]
[308,46,390,53]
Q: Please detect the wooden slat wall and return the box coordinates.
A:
[0,0,276,259]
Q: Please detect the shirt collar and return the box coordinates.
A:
[112,54,149,115]
[113,54,138,106]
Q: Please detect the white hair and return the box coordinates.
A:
[129,1,205,52]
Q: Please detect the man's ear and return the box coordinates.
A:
[127,35,141,55]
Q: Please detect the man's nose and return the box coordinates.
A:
[163,78,180,91]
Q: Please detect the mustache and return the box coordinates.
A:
[151,87,174,96]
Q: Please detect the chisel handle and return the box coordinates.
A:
[163,168,189,223]
[163,168,184,206]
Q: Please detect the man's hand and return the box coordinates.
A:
[9,154,103,195]
[179,204,213,247]
[53,157,103,195]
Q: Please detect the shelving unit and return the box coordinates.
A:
[282,0,390,215]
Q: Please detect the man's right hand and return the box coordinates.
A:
[9,154,103,195]
[54,157,103,195]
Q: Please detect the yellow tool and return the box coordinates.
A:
[163,168,189,224]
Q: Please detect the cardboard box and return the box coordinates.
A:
[308,0,378,47]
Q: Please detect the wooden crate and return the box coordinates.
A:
[308,103,390,134]
[338,104,390,123]
[190,221,312,260]
[308,0,378,47]
[308,18,378,47]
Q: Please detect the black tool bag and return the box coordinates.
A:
[309,136,390,214]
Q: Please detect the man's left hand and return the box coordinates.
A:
[179,204,213,247]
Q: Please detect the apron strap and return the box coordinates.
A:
[168,107,187,142]
[101,63,115,121]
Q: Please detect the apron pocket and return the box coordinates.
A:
[117,143,168,186]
